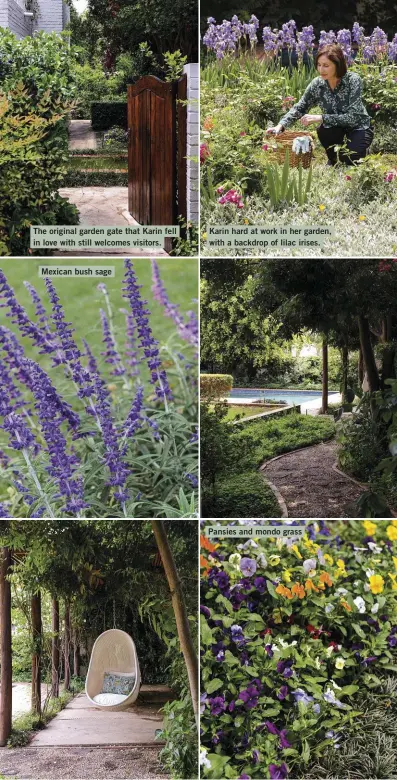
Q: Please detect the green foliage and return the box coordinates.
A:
[91,101,127,131]
[200,374,233,400]
[372,121,397,154]
[265,151,313,209]
[63,170,128,187]
[233,413,335,469]
[200,520,397,779]
[201,471,281,518]
[354,63,397,124]
[163,50,187,82]
[71,60,122,119]
[345,155,396,208]
[0,29,78,255]
[171,219,199,258]
[157,695,198,779]
[200,402,249,491]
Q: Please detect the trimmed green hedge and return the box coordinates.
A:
[201,471,281,518]
[91,102,128,131]
[63,170,128,187]
[201,373,233,400]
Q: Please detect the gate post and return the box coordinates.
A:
[183,63,199,227]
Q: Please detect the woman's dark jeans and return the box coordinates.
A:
[317,124,374,165]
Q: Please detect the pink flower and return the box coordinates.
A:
[240,131,247,136]
[371,103,381,110]
[217,188,244,208]
[384,170,397,183]
[216,186,225,194]
[345,175,352,180]
[262,144,269,151]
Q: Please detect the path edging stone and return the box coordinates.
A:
[259,473,288,517]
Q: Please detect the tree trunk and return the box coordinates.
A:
[381,315,395,386]
[358,346,364,386]
[31,591,42,716]
[358,315,380,392]
[0,548,12,746]
[64,602,71,692]
[151,521,199,726]
[341,343,349,404]
[321,336,329,414]
[51,597,60,699]
[73,630,80,678]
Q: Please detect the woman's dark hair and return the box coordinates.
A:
[315,44,347,78]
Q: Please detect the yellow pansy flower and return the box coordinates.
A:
[363,520,377,536]
[391,520,397,527]
[386,525,397,542]
[393,556,397,571]
[282,570,292,584]
[388,573,397,590]
[273,610,283,623]
[269,555,281,566]
[324,554,334,565]
[291,545,303,559]
[336,559,346,571]
[369,574,384,594]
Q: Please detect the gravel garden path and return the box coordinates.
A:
[261,440,365,517]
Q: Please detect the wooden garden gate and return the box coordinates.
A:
[127,75,187,229]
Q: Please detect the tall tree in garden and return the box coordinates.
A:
[87,0,198,64]
[52,596,60,698]
[0,544,12,746]
[151,520,198,725]
[31,591,42,715]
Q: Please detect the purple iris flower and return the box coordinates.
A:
[269,763,288,779]
[240,557,257,577]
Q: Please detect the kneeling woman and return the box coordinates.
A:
[267,44,373,165]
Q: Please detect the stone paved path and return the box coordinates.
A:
[261,440,365,517]
[68,120,101,151]
[56,188,167,256]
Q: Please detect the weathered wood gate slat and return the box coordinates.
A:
[128,74,187,231]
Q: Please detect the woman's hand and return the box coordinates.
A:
[300,114,322,126]
[266,124,284,135]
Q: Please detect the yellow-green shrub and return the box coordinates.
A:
[200,373,233,400]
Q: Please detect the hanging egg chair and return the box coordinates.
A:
[85,629,141,711]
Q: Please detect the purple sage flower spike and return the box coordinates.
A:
[90,370,130,506]
[21,358,87,515]
[100,309,125,376]
[0,270,55,354]
[0,502,10,517]
[122,259,172,403]
[120,309,140,377]
[23,281,51,333]
[121,384,145,454]
[151,260,198,349]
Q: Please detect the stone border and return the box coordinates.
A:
[259,473,288,517]
[332,462,397,518]
[232,405,299,426]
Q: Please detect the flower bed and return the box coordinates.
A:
[0,259,198,518]
[200,520,397,778]
[201,19,397,256]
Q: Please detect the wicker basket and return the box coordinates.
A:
[274,130,314,168]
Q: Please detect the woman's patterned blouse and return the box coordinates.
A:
[279,71,371,130]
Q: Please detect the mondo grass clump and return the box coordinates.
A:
[0,260,198,518]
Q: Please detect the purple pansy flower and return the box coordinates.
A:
[240,557,257,577]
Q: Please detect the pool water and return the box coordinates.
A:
[229,389,339,405]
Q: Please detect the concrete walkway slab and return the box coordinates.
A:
[29,693,164,747]
[69,120,102,151]
[57,187,168,256]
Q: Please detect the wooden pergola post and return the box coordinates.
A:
[31,591,42,715]
[51,596,60,698]
[64,601,71,691]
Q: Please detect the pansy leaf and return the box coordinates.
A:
[206,678,224,694]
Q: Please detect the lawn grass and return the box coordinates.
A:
[233,412,335,468]
[68,155,127,171]
[225,404,283,421]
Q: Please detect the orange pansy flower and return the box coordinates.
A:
[340,599,352,612]
[291,583,305,599]
[276,583,294,600]
[319,572,333,587]
[200,555,211,574]
[305,579,319,592]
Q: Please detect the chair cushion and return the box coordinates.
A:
[93,692,128,706]
[102,671,136,695]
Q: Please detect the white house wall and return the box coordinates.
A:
[0,0,32,38]
[34,0,65,33]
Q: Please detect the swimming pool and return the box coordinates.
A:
[229,389,339,405]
